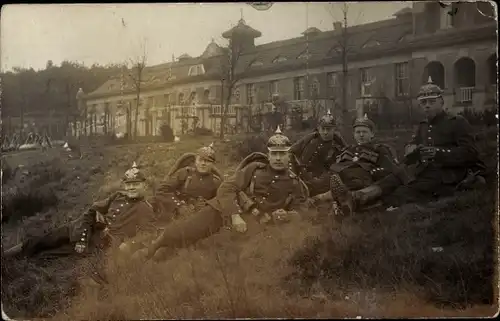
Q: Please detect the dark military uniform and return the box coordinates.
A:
[153,144,223,218]
[4,165,159,259]
[290,111,347,196]
[330,140,399,191]
[330,79,485,213]
[376,111,482,206]
[142,129,309,260]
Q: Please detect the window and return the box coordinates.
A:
[189,91,197,105]
[297,51,312,60]
[293,77,305,100]
[188,64,205,76]
[250,60,264,67]
[269,80,279,97]
[178,92,185,105]
[395,62,410,97]
[327,72,339,88]
[203,89,210,103]
[232,87,240,104]
[362,40,380,49]
[360,68,375,97]
[246,84,255,104]
[272,56,287,63]
[310,78,320,97]
[328,45,340,56]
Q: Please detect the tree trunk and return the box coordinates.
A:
[219,82,225,139]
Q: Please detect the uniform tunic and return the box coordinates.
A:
[290,131,347,195]
[20,192,159,257]
[376,111,483,206]
[154,166,221,215]
[151,162,309,252]
[329,141,399,190]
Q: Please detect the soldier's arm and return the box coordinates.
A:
[287,177,309,212]
[157,168,188,194]
[289,134,308,156]
[216,164,256,217]
[376,144,400,175]
[434,117,479,166]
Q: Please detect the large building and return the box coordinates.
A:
[79,2,497,137]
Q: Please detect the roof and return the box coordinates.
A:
[87,17,413,99]
[393,7,413,16]
[222,18,262,39]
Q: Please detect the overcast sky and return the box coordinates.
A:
[1,2,410,72]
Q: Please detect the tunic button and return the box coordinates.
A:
[271,180,275,183]
[447,149,451,152]
[80,238,85,241]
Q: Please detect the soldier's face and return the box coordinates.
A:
[419,97,443,119]
[123,181,146,199]
[354,126,374,144]
[318,126,335,141]
[195,156,214,174]
[268,150,290,171]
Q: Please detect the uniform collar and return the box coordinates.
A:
[428,111,447,124]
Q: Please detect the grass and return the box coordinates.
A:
[1,127,498,319]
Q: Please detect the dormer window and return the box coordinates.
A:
[250,60,264,67]
[297,50,312,60]
[398,34,411,43]
[108,84,115,91]
[272,56,287,63]
[327,45,341,56]
[188,64,205,76]
[362,40,380,48]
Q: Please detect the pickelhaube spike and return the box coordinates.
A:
[327,109,332,116]
[418,76,443,101]
[353,113,375,131]
[132,161,138,168]
[197,142,216,162]
[268,126,291,152]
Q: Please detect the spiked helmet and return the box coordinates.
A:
[122,162,146,183]
[353,113,376,132]
[267,126,291,152]
[417,76,443,101]
[318,109,336,127]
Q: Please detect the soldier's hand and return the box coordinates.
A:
[420,146,436,162]
[251,208,260,217]
[271,209,288,223]
[404,144,418,157]
[231,214,247,233]
[259,213,272,224]
[74,242,87,254]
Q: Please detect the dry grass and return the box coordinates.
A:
[1,128,498,319]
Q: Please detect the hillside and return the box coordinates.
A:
[1,127,498,319]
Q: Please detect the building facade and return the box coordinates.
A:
[79,2,497,137]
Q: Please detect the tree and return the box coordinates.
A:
[126,40,148,139]
[218,38,248,139]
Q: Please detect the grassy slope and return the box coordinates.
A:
[1,128,498,319]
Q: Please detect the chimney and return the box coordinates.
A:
[333,22,343,30]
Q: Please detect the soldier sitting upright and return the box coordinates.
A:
[289,110,347,196]
[311,113,399,210]
[153,142,223,219]
[137,126,310,261]
[330,77,486,215]
[3,162,161,260]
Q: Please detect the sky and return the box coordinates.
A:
[1,2,411,72]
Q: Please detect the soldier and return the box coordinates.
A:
[330,77,486,215]
[2,162,161,261]
[289,110,347,196]
[153,142,223,219]
[136,126,310,261]
[310,113,399,210]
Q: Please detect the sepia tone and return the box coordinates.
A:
[0,2,498,320]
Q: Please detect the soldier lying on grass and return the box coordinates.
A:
[134,126,311,262]
[308,113,399,212]
[152,143,223,220]
[329,78,487,216]
[289,110,347,197]
[2,163,164,277]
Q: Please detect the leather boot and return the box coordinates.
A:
[329,173,355,216]
[353,185,383,206]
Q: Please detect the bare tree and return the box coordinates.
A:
[326,3,370,137]
[128,40,148,139]
[218,38,248,140]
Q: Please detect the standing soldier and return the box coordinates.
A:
[290,110,347,196]
[3,162,161,261]
[136,126,310,261]
[330,77,486,215]
[310,113,399,211]
[153,142,223,219]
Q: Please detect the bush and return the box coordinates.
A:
[193,127,213,137]
[287,186,497,308]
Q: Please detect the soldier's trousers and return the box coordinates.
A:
[375,166,458,207]
[152,205,223,251]
[21,225,74,257]
[338,167,374,191]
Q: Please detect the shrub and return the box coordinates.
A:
[159,124,174,142]
[193,127,213,137]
